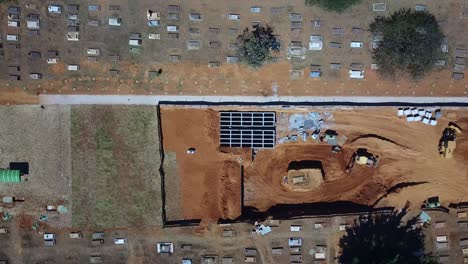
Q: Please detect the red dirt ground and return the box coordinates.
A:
[0,89,38,105]
[160,108,244,221]
[161,107,468,221]
[1,62,466,105]
[245,108,468,211]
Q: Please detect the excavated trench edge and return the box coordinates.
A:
[155,105,169,226]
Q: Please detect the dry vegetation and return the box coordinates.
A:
[71,105,162,228]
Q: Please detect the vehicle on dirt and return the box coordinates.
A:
[89,256,103,263]
[147,10,160,20]
[167,25,178,32]
[439,123,462,158]
[228,14,240,20]
[148,20,160,27]
[288,237,302,246]
[8,6,20,14]
[91,239,104,246]
[44,240,56,246]
[67,64,80,71]
[67,32,79,41]
[47,56,58,64]
[245,257,256,262]
[309,35,323,50]
[92,232,104,239]
[187,148,196,154]
[44,233,55,240]
[26,17,40,29]
[8,21,19,27]
[350,41,363,48]
[182,259,192,264]
[290,225,302,232]
[68,14,79,20]
[129,39,142,46]
[108,17,122,26]
[88,5,100,11]
[349,70,364,79]
[157,242,174,254]
[6,34,19,41]
[114,238,127,245]
[69,232,82,239]
[309,65,322,78]
[290,246,301,253]
[48,5,62,14]
[67,4,79,12]
[250,7,262,13]
[245,248,257,256]
[148,33,160,40]
[29,73,42,80]
[88,19,100,26]
[87,49,100,56]
[188,13,203,21]
[423,197,441,208]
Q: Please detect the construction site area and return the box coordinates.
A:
[161,105,468,222]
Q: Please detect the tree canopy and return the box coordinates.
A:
[236,25,280,68]
[305,0,362,13]
[370,9,445,79]
[339,209,437,264]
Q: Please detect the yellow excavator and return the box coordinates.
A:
[346,148,379,173]
[438,123,462,158]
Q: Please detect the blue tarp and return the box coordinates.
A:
[420,211,431,223]
[148,20,160,27]
[257,225,272,235]
[309,71,321,78]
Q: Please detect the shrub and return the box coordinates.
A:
[305,0,362,13]
[236,25,280,68]
[370,9,445,79]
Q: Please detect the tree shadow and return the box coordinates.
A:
[339,205,437,264]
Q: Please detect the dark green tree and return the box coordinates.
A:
[236,25,280,68]
[339,208,437,264]
[370,9,445,79]
[305,0,362,12]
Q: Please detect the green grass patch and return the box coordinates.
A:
[71,106,162,229]
[305,0,362,13]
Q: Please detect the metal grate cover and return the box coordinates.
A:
[220,111,276,149]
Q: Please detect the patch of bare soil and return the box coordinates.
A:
[0,89,38,105]
[243,143,374,211]
[161,108,242,221]
[283,165,325,192]
[18,214,35,230]
[247,108,468,211]
[161,107,468,219]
